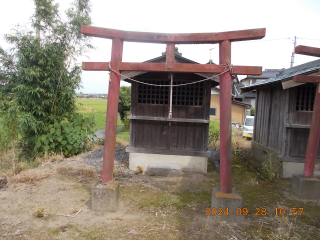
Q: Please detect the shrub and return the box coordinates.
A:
[208,120,220,148]
[118,86,131,124]
[250,107,255,116]
[123,111,130,131]
[34,114,95,157]
[0,0,93,159]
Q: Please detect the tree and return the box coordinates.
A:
[118,86,131,130]
[250,107,255,116]
[0,0,95,159]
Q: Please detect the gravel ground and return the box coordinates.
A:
[83,146,130,172]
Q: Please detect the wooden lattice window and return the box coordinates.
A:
[138,80,169,104]
[172,81,204,106]
[296,84,316,111]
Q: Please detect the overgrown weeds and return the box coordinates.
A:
[208,120,220,148]
[261,151,282,181]
[33,204,50,219]
[57,164,98,183]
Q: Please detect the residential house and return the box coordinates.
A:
[236,69,281,108]
[210,87,251,124]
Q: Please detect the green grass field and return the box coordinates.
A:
[75,98,124,131]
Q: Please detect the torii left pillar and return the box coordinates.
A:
[91,38,123,212]
[291,45,320,200]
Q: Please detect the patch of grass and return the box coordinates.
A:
[57,164,98,183]
[33,204,49,218]
[10,169,51,183]
[76,98,108,112]
[116,129,130,142]
[232,152,320,232]
[75,98,124,130]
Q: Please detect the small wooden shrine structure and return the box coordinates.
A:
[241,46,320,179]
[81,25,265,195]
[120,51,220,171]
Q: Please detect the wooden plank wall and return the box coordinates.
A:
[255,84,320,159]
[254,85,288,155]
[129,73,211,155]
[287,85,320,158]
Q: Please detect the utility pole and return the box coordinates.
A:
[209,48,215,64]
[290,36,297,67]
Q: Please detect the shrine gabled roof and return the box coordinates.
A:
[121,53,220,84]
[241,59,320,93]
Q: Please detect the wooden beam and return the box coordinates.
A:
[293,75,320,83]
[219,40,232,194]
[101,38,123,184]
[127,115,210,123]
[126,147,211,158]
[81,25,266,44]
[82,62,262,75]
[295,45,320,58]
[166,43,175,70]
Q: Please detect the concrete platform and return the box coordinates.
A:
[292,175,320,200]
[129,153,207,173]
[211,188,244,222]
[92,182,119,212]
[282,162,320,178]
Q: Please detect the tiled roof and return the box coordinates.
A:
[245,69,281,79]
[241,59,320,93]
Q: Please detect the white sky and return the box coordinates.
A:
[1,0,320,93]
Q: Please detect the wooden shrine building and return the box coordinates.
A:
[123,49,219,173]
[241,59,320,178]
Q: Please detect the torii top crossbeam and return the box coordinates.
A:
[82,26,265,75]
[81,25,265,194]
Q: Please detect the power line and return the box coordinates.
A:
[96,47,111,56]
[298,38,320,41]
[234,37,291,44]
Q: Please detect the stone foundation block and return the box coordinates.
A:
[92,182,119,212]
[211,188,244,222]
[292,175,320,200]
[147,162,181,176]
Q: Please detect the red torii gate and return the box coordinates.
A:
[293,45,320,178]
[81,26,265,194]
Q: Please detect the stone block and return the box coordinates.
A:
[92,182,119,212]
[211,188,244,222]
[147,162,181,176]
[292,174,320,200]
[0,177,7,189]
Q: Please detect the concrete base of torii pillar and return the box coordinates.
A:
[292,175,320,200]
[91,182,120,212]
[211,188,244,222]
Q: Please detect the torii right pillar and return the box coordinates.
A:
[291,45,320,200]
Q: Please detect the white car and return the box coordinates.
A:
[242,116,254,139]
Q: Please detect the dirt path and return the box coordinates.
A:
[1,147,320,239]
